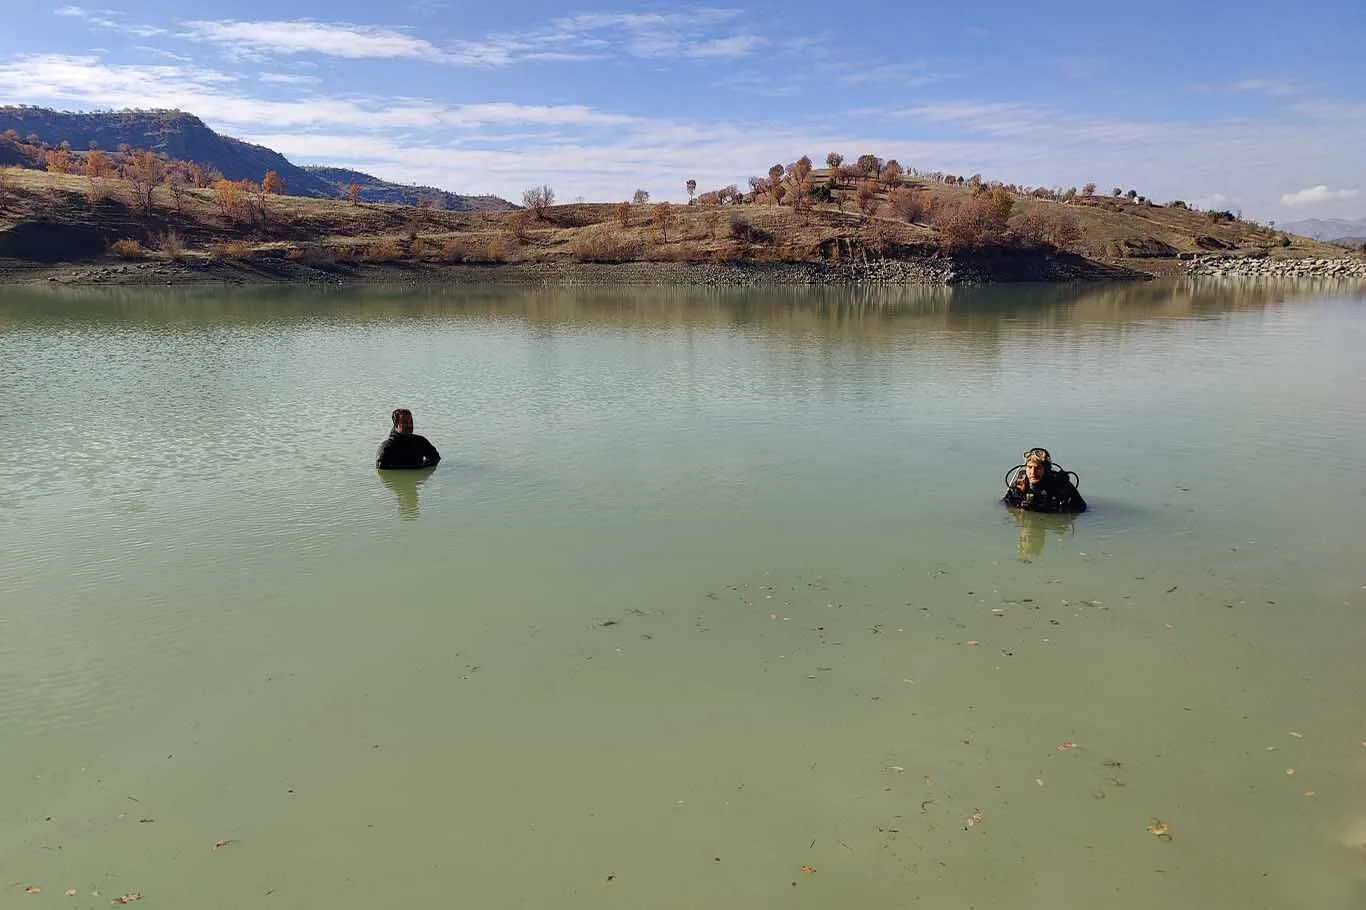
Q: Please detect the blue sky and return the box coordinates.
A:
[0,0,1361,220]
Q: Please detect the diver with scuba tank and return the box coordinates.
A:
[1003,447,1087,513]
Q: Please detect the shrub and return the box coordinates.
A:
[729,216,755,243]
[360,241,404,262]
[109,238,144,259]
[441,237,473,262]
[570,224,642,262]
[888,187,927,223]
[158,231,184,260]
[855,183,878,215]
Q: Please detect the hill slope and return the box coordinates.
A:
[1281,217,1366,243]
[302,166,516,211]
[0,107,338,196]
[0,107,513,210]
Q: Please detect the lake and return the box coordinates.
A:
[2,278,1365,909]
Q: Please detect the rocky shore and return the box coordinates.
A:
[1185,254,1366,280]
[3,248,1150,288]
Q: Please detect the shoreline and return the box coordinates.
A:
[4,250,1363,290]
[1,250,1154,288]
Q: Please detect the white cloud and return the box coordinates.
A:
[180,19,448,62]
[3,51,1362,221]
[1192,77,1301,97]
[1191,193,1232,211]
[55,4,166,37]
[685,35,764,59]
[170,8,761,67]
[1280,185,1361,206]
[259,73,323,86]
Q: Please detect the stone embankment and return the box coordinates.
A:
[1186,255,1366,280]
[11,250,1143,287]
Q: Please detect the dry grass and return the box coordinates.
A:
[0,164,1351,274]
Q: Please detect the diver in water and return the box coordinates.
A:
[376,408,442,470]
[1003,447,1086,513]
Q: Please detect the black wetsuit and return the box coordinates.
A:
[376,430,441,470]
[1003,467,1087,513]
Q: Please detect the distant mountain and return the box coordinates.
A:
[302,166,517,212]
[1281,217,1366,243]
[0,106,339,196]
[0,106,514,211]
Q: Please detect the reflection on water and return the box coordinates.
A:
[2,278,1365,910]
[378,467,434,520]
[1007,508,1078,561]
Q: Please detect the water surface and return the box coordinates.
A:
[2,279,1365,908]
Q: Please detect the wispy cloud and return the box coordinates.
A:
[135,46,193,63]
[1281,185,1360,206]
[1191,77,1302,96]
[685,35,765,59]
[180,19,450,62]
[832,62,951,88]
[171,7,762,67]
[259,73,323,86]
[56,4,165,37]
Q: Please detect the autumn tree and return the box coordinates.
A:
[262,170,285,194]
[123,150,168,217]
[347,182,361,205]
[855,154,884,178]
[632,188,650,205]
[792,184,813,223]
[84,150,113,179]
[985,187,1014,228]
[652,201,674,242]
[1047,213,1081,249]
[186,162,208,188]
[882,159,904,188]
[213,178,244,219]
[685,179,697,204]
[767,164,784,202]
[789,155,812,185]
[855,182,878,215]
[1082,182,1096,196]
[614,201,630,227]
[888,187,926,223]
[46,147,73,174]
[522,184,554,216]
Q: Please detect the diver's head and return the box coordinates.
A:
[1023,447,1051,484]
[391,408,414,435]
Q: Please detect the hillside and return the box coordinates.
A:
[302,166,516,211]
[1281,217,1366,245]
[0,143,1358,285]
[0,107,337,196]
[0,107,514,211]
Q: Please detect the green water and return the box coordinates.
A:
[2,279,1365,909]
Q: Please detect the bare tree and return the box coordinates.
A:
[632,188,650,205]
[652,202,674,242]
[522,184,555,217]
[685,179,697,204]
[122,150,168,217]
[1082,182,1096,196]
